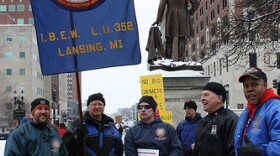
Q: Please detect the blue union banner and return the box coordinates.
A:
[31,0,141,75]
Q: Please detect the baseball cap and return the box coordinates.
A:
[239,67,267,83]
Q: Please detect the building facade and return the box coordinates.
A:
[0,0,81,129]
[187,0,280,110]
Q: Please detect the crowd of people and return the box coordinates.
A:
[3,67,280,156]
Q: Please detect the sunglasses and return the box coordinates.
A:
[137,105,152,110]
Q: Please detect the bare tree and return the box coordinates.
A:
[201,0,280,69]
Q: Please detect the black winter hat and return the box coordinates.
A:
[184,100,197,111]
[87,93,105,106]
[31,98,50,112]
[138,96,157,112]
[203,82,227,102]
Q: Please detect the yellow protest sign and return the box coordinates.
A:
[140,74,173,124]
[140,74,166,111]
[160,111,173,125]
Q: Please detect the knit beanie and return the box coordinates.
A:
[31,98,50,112]
[184,100,197,111]
[203,82,227,102]
[138,96,157,112]
[87,93,105,106]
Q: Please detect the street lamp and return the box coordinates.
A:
[52,89,57,124]
[13,90,25,125]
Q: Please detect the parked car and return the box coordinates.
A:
[0,132,9,140]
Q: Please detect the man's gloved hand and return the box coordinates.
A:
[237,136,261,156]
[75,123,88,139]
[152,21,159,26]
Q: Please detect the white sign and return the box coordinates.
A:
[137,148,159,156]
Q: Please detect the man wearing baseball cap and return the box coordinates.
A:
[234,67,280,156]
[124,96,182,156]
[5,98,68,155]
[192,82,238,156]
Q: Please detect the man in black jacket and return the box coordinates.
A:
[63,93,123,156]
[192,82,238,156]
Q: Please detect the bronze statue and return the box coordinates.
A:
[152,0,200,61]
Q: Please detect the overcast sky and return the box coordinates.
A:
[82,0,162,114]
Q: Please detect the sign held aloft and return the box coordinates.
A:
[31,0,141,75]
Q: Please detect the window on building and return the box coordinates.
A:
[19,35,26,42]
[205,1,208,10]
[6,35,12,41]
[17,5,24,11]
[217,5,220,14]
[28,18,34,24]
[211,10,215,21]
[249,30,256,41]
[17,18,24,24]
[200,7,203,16]
[211,25,217,37]
[200,35,205,45]
[211,42,217,52]
[192,44,196,52]
[271,29,279,41]
[200,21,204,30]
[277,53,280,69]
[206,16,208,25]
[19,69,25,75]
[223,0,228,9]
[29,4,32,11]
[196,13,198,21]
[0,5,7,12]
[210,0,215,5]
[237,103,244,109]
[8,5,15,12]
[6,86,12,92]
[219,59,222,75]
[19,52,26,58]
[5,52,13,59]
[200,50,205,58]
[249,53,257,67]
[214,62,216,77]
[6,69,12,75]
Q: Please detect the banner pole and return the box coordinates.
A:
[69,11,86,156]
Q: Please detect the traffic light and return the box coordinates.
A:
[273,79,278,88]
[52,90,57,101]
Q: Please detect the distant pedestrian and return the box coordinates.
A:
[176,100,202,156]
[4,98,68,155]
[192,82,238,156]
[59,123,67,137]
[115,123,123,137]
[234,67,280,156]
[124,96,182,156]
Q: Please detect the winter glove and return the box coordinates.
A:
[237,136,261,156]
[75,123,88,139]
[152,21,159,26]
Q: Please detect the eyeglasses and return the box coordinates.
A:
[137,105,152,110]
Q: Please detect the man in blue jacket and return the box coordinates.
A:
[234,67,280,156]
[63,93,123,156]
[4,98,68,156]
[176,100,202,156]
[124,96,182,156]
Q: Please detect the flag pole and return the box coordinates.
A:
[69,11,86,156]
